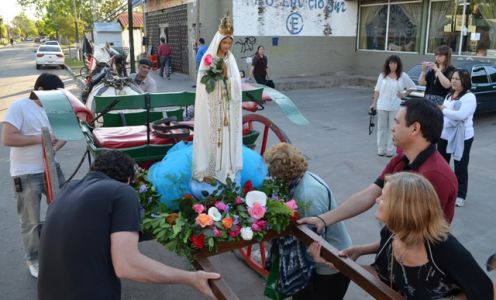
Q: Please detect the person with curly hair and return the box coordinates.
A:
[38,151,220,300]
[264,143,352,299]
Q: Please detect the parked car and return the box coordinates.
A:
[43,40,60,46]
[406,59,496,113]
[35,45,65,69]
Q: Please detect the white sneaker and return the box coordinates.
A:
[455,197,465,207]
[27,261,39,278]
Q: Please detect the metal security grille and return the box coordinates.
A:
[145,4,189,74]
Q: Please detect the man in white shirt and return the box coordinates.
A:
[130,59,157,93]
[1,73,66,278]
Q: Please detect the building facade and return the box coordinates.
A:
[143,0,495,78]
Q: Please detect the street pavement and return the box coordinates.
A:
[1,42,495,300]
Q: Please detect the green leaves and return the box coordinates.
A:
[201,57,226,94]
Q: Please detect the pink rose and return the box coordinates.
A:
[235,196,243,205]
[212,227,221,237]
[285,199,298,211]
[229,225,241,237]
[251,220,268,231]
[203,54,213,66]
[215,201,228,212]
[192,204,205,214]
[248,202,266,220]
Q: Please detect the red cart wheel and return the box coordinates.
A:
[239,114,291,277]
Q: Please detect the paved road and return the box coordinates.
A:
[1,42,495,300]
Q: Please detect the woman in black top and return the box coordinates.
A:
[419,45,455,105]
[309,172,494,300]
[250,45,268,84]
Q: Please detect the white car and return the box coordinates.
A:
[43,40,60,46]
[35,45,65,69]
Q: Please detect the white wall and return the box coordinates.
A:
[121,29,145,59]
[93,32,122,47]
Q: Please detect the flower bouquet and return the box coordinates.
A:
[135,171,299,262]
[200,53,226,94]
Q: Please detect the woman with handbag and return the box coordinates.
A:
[309,172,494,300]
[250,45,270,85]
[437,69,476,208]
[369,55,416,157]
[264,143,352,299]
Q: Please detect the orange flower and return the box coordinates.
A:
[222,217,233,229]
[166,213,179,225]
[196,213,214,228]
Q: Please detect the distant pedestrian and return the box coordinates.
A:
[250,46,269,85]
[369,55,415,157]
[10,38,14,46]
[158,37,172,79]
[195,38,208,71]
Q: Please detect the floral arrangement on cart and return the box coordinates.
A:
[134,168,299,261]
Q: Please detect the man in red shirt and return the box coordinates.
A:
[158,37,172,79]
[299,99,457,230]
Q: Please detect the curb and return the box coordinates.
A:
[64,64,86,89]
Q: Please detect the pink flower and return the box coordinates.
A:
[251,220,268,231]
[235,196,243,205]
[215,201,228,212]
[192,204,205,214]
[285,199,298,211]
[212,227,221,237]
[248,202,266,220]
[203,54,213,66]
[229,225,241,237]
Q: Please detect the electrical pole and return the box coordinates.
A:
[73,0,80,60]
[128,0,135,73]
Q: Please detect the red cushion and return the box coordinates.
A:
[93,126,192,148]
[242,102,258,112]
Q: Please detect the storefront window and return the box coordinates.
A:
[427,0,496,57]
[359,1,422,52]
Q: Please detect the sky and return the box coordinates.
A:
[1,0,37,23]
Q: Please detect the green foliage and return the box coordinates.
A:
[200,56,227,94]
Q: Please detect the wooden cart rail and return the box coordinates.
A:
[194,225,404,300]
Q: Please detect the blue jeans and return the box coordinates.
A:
[160,56,171,78]
[13,166,64,263]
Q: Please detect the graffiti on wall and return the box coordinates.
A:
[235,36,257,53]
[233,0,357,36]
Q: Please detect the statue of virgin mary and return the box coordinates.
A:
[147,14,267,210]
[192,14,243,184]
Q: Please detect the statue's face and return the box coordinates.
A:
[219,37,233,53]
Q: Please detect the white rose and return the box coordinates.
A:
[240,227,254,241]
[207,207,222,222]
[245,191,267,208]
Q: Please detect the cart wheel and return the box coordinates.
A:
[239,114,291,277]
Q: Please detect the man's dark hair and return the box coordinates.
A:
[400,99,442,143]
[160,37,165,43]
[90,150,135,183]
[34,73,64,90]
[199,38,205,44]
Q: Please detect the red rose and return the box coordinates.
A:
[191,233,205,249]
[243,180,254,195]
[229,225,241,238]
[290,211,300,222]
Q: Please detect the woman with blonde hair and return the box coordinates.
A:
[265,143,352,299]
[309,172,494,299]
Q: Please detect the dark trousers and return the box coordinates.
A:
[254,74,267,85]
[438,137,474,199]
[292,271,350,300]
[159,56,171,78]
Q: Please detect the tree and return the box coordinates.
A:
[12,13,38,38]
